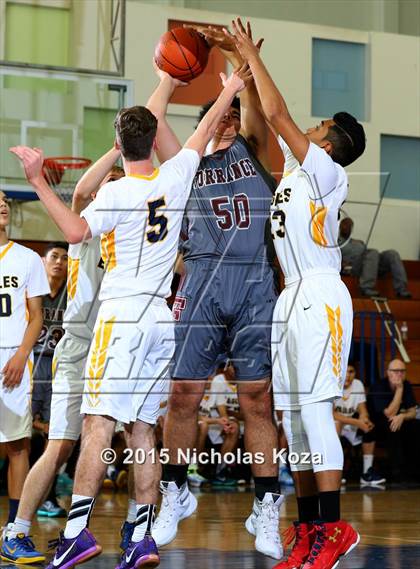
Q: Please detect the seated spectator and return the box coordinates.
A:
[334,364,385,486]
[339,217,411,298]
[190,366,240,487]
[368,359,417,481]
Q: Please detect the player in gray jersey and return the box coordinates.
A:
[149,26,284,560]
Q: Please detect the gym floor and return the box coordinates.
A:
[1,485,419,568]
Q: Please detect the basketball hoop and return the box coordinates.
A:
[43,156,92,204]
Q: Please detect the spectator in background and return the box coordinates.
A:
[368,359,417,481]
[339,217,411,298]
[31,242,68,517]
[334,363,385,486]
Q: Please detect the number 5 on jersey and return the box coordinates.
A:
[147,197,168,243]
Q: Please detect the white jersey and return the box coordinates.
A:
[64,237,103,340]
[81,149,200,301]
[334,379,366,417]
[0,241,50,348]
[271,138,348,280]
[211,373,239,415]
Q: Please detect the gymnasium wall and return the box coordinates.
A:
[2,0,419,259]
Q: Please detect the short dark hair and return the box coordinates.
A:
[44,242,68,256]
[108,165,125,181]
[325,112,366,167]
[196,97,240,127]
[114,106,158,161]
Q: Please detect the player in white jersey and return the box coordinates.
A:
[0,191,50,553]
[1,156,124,563]
[10,66,248,569]
[229,19,366,569]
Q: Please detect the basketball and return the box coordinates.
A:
[154,27,210,81]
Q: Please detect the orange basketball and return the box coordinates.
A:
[154,27,210,81]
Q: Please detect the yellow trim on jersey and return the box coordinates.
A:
[52,357,57,381]
[326,304,343,379]
[0,240,14,260]
[67,257,80,300]
[27,357,34,397]
[128,168,159,181]
[310,201,328,246]
[86,316,116,407]
[101,229,117,272]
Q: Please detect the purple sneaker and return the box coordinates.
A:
[46,528,102,568]
[115,536,160,568]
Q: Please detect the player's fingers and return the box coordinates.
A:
[219,72,227,84]
[255,38,264,50]
[9,146,25,159]
[236,17,247,36]
[246,21,253,39]
[222,27,235,41]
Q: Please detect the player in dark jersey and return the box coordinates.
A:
[31,242,68,517]
[149,26,284,559]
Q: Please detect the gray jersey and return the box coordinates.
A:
[34,284,67,356]
[181,135,276,263]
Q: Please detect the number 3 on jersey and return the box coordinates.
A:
[147,197,168,243]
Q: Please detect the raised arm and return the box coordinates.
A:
[191,24,270,170]
[10,146,91,244]
[72,146,120,214]
[184,66,249,158]
[146,64,185,162]
[229,18,309,165]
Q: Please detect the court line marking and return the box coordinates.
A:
[362,534,420,545]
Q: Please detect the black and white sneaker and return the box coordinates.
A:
[360,467,386,486]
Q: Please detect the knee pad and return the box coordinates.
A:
[301,401,344,473]
[282,411,312,472]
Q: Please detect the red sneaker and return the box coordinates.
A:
[274,522,316,569]
[301,520,360,569]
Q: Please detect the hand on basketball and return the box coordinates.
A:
[9,145,45,184]
[2,350,27,389]
[152,58,189,88]
[389,413,404,432]
[226,18,264,62]
[220,63,252,93]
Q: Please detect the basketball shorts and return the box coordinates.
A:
[0,348,33,443]
[32,355,53,423]
[171,260,278,380]
[49,333,89,441]
[272,269,353,411]
[81,294,174,425]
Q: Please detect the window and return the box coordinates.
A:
[312,38,366,120]
[380,135,420,201]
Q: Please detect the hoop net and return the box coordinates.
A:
[43,156,92,205]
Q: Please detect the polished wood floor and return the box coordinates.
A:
[1,485,420,568]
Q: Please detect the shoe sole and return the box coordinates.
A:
[1,553,46,564]
[331,532,360,569]
[244,515,283,559]
[135,553,160,568]
[360,480,386,486]
[61,544,102,569]
[154,493,198,547]
[37,511,66,517]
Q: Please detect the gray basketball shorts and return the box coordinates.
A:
[171,259,278,380]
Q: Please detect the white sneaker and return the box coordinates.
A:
[245,492,284,559]
[152,481,197,546]
[1,523,13,541]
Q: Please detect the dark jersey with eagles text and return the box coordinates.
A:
[34,284,67,356]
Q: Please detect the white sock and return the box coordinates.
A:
[126,499,137,523]
[8,518,31,538]
[131,504,156,542]
[363,454,374,474]
[63,495,95,539]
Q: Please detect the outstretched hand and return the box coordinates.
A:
[220,63,252,93]
[10,146,45,184]
[224,18,263,62]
